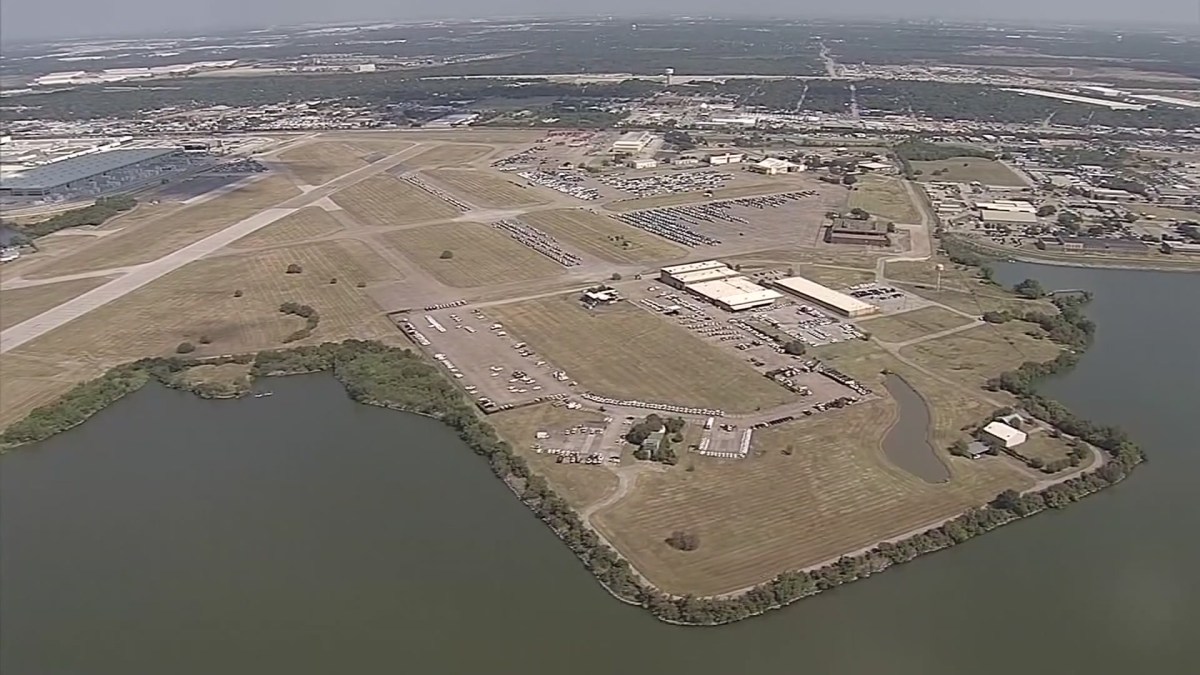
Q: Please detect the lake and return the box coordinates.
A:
[2,263,1197,673]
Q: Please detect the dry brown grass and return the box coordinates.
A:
[97,200,186,231]
[1016,433,1076,468]
[901,322,1063,392]
[404,144,493,168]
[897,282,1058,316]
[489,403,621,510]
[379,221,563,288]
[488,296,795,413]
[228,207,344,249]
[848,176,920,224]
[521,209,684,264]
[0,276,113,330]
[278,142,370,185]
[859,306,974,343]
[341,139,415,157]
[27,177,301,278]
[331,175,460,227]
[427,168,549,208]
[784,264,876,288]
[14,240,400,368]
[0,353,102,431]
[594,397,1030,595]
[913,158,1027,187]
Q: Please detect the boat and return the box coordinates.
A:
[254,392,274,398]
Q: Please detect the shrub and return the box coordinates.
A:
[175,342,196,354]
[285,263,302,274]
[666,530,700,551]
[356,281,367,288]
[329,277,338,285]
[198,335,212,345]
[233,289,244,298]
[439,250,454,260]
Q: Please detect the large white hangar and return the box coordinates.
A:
[687,277,783,312]
[773,276,879,318]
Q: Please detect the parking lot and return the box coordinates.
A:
[845,282,932,314]
[594,169,735,197]
[395,306,575,411]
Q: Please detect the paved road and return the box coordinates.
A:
[0,144,429,355]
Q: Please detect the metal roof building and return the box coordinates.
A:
[685,277,783,312]
[773,276,879,318]
[1,148,179,197]
[982,421,1028,449]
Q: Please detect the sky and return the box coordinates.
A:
[1,0,1198,42]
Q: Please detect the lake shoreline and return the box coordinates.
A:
[0,285,1147,626]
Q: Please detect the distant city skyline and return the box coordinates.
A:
[2,2,1199,43]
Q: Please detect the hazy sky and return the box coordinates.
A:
[2,1,1198,42]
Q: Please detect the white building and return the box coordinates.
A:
[685,277,782,312]
[749,157,803,175]
[611,131,654,154]
[627,158,657,169]
[982,421,1028,449]
[772,276,879,318]
[708,152,744,166]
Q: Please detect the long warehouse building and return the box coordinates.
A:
[686,276,782,312]
[773,276,879,318]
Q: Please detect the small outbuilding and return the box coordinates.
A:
[982,421,1028,449]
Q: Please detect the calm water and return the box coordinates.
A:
[2,264,1197,674]
[882,373,950,483]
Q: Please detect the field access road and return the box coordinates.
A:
[0,144,429,355]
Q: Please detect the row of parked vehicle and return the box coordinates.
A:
[491,219,581,267]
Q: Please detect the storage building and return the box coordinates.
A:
[684,277,783,312]
[707,152,744,166]
[826,218,891,247]
[772,276,879,318]
[626,158,658,169]
[1162,241,1200,255]
[980,209,1039,228]
[982,421,1028,449]
[748,157,802,175]
[660,260,731,288]
[611,131,654,154]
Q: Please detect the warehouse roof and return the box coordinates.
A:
[662,260,728,276]
[773,276,875,315]
[1,148,177,190]
[672,266,740,285]
[980,209,1039,224]
[686,277,782,308]
[831,218,888,234]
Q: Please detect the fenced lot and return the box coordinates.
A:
[521,209,684,264]
[229,207,344,249]
[427,168,549,208]
[593,395,1031,596]
[487,296,795,413]
[381,221,564,287]
[279,142,368,185]
[331,175,460,227]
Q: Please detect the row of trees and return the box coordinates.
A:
[16,196,137,239]
[982,293,1096,351]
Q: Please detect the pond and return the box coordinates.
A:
[881,373,951,483]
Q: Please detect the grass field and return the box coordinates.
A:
[604,182,805,212]
[27,177,301,279]
[13,240,399,368]
[427,168,549,208]
[97,199,186,231]
[381,221,564,287]
[404,144,493,168]
[593,398,1030,595]
[901,322,1063,392]
[859,306,974,343]
[847,176,920,224]
[229,207,344,249]
[489,403,621,510]
[278,142,369,185]
[0,276,113,330]
[912,158,1027,187]
[342,139,414,157]
[487,296,795,413]
[783,264,876,289]
[898,283,1057,316]
[331,175,460,227]
[0,352,100,431]
[521,209,684,264]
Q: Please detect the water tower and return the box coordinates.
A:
[664,67,675,86]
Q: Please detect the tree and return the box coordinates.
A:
[1013,278,1046,299]
[841,175,858,186]
[664,417,686,434]
[783,340,807,356]
[949,439,970,457]
[1057,211,1082,229]
[439,250,454,259]
[356,281,367,288]
[783,443,795,456]
[886,222,896,233]
[666,530,700,551]
[849,207,869,219]
[175,342,196,354]
[1036,204,1057,217]
[233,289,243,298]
[285,263,302,274]
[329,277,338,284]
[610,272,622,281]
[198,335,212,345]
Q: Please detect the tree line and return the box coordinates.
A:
[278,302,320,343]
[13,196,137,239]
